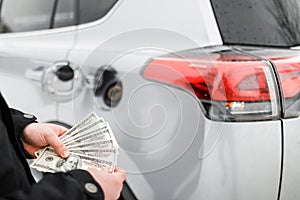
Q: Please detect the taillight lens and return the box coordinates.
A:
[143,47,280,121]
[270,55,300,118]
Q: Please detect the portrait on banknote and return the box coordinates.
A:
[55,154,82,172]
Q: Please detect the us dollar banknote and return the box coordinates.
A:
[30,113,118,173]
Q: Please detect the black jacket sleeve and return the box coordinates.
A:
[26,170,104,200]
[9,108,37,137]
[2,170,104,200]
[9,108,38,158]
[5,109,105,200]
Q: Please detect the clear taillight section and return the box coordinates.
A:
[143,47,281,121]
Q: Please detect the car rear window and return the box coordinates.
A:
[210,0,300,47]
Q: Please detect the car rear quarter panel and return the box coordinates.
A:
[67,62,282,199]
[280,118,300,200]
[117,76,282,200]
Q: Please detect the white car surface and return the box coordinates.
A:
[0,0,300,199]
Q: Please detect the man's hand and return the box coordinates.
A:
[22,123,69,158]
[87,167,127,200]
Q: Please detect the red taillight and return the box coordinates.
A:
[269,56,300,118]
[144,58,272,101]
[272,59,300,98]
[143,48,280,121]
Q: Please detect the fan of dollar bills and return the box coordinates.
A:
[31,113,119,173]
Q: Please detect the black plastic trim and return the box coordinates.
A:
[49,0,59,29]
[277,119,284,200]
[119,181,137,200]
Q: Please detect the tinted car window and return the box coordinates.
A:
[0,0,56,33]
[0,0,118,33]
[211,0,300,47]
[53,0,77,28]
[79,0,118,24]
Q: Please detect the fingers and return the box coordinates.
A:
[86,167,126,200]
[22,123,70,158]
[57,126,68,137]
[45,131,69,158]
[100,167,111,173]
[114,167,127,180]
[47,123,69,137]
[90,167,126,178]
[114,167,124,173]
[100,167,126,180]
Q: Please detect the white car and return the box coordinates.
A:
[0,0,300,199]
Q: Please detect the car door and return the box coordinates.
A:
[0,0,77,122]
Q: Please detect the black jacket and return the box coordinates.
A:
[0,93,104,200]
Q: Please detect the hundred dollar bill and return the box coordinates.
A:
[63,122,109,146]
[73,149,117,161]
[64,126,115,148]
[31,147,114,172]
[102,123,119,149]
[67,139,115,150]
[60,118,105,143]
[71,150,117,171]
[32,112,119,173]
[73,149,118,167]
[72,148,116,155]
[34,125,116,159]
[59,112,101,141]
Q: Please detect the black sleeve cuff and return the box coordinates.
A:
[68,169,105,200]
[10,108,37,136]
[10,108,37,158]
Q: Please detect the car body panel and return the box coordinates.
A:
[0,27,76,121]
[280,118,300,200]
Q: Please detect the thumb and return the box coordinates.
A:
[45,131,69,158]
